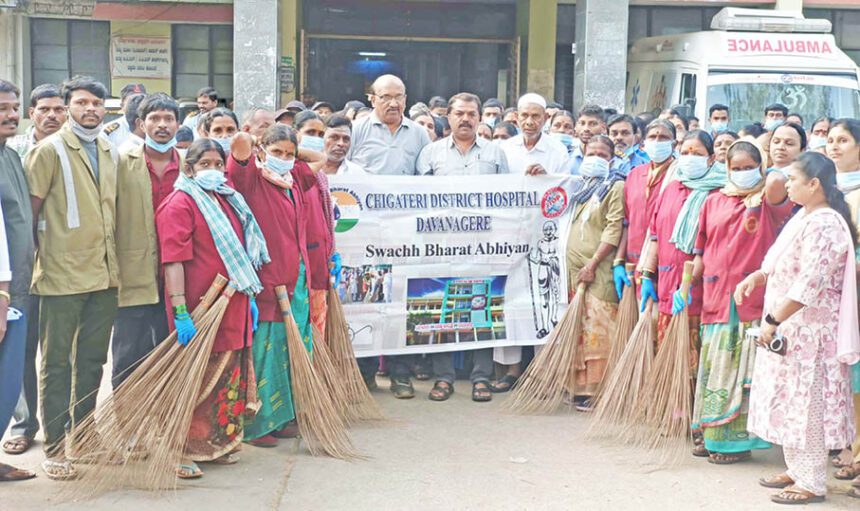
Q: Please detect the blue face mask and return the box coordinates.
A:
[764,118,784,132]
[264,153,295,176]
[836,171,860,192]
[677,155,711,180]
[484,117,497,128]
[194,169,227,191]
[551,132,574,151]
[643,139,674,163]
[212,136,232,154]
[580,156,610,178]
[145,135,177,154]
[729,167,762,190]
[710,121,728,134]
[299,135,325,152]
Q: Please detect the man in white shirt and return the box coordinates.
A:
[102,83,146,148]
[116,94,146,155]
[321,114,365,175]
[500,93,569,175]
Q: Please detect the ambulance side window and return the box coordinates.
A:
[680,73,697,111]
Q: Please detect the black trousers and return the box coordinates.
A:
[111,302,169,388]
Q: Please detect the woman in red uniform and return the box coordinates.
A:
[612,119,677,299]
[226,126,323,447]
[157,138,269,478]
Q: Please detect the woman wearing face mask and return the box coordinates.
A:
[641,130,726,372]
[825,118,860,483]
[294,111,339,337]
[689,141,792,464]
[769,123,807,175]
[156,138,269,477]
[735,152,859,505]
[200,108,239,154]
[808,117,833,154]
[612,119,677,302]
[225,125,323,447]
[565,135,626,411]
[549,110,576,153]
[713,131,739,165]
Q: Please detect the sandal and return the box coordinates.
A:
[770,485,825,505]
[428,381,454,402]
[390,378,415,399]
[471,382,492,402]
[835,462,860,480]
[707,451,751,465]
[490,374,518,393]
[212,453,240,465]
[0,462,36,482]
[2,436,33,455]
[248,434,279,448]
[41,459,78,481]
[273,422,300,439]
[176,461,203,480]
[691,444,710,458]
[759,473,794,489]
[831,448,853,468]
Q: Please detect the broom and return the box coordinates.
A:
[275,285,362,460]
[603,263,639,383]
[66,275,235,495]
[585,300,656,441]
[311,323,352,423]
[503,282,587,415]
[630,260,695,463]
[325,286,385,422]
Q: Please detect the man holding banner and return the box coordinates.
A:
[417,92,509,402]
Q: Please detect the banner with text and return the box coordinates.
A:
[330,174,580,356]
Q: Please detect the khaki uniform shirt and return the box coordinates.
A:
[566,180,625,304]
[25,124,119,296]
[116,145,160,307]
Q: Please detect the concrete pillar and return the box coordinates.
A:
[517,0,558,99]
[574,0,629,112]
[279,0,300,106]
[233,0,279,117]
[774,0,803,12]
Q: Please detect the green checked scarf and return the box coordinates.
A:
[174,173,270,295]
[669,163,727,254]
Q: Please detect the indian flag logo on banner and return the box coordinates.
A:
[332,188,362,233]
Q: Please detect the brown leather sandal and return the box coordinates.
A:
[759,473,794,489]
[770,486,825,505]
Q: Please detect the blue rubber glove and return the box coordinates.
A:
[612,265,632,301]
[330,252,343,287]
[250,298,259,332]
[174,312,197,346]
[671,288,693,315]
[640,278,658,313]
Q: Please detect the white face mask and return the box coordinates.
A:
[580,155,610,178]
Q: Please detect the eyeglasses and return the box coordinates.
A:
[374,94,406,104]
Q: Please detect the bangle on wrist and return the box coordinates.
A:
[641,269,656,280]
[612,258,625,267]
[0,290,10,302]
[169,293,185,299]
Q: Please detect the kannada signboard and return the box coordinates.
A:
[329,174,581,357]
[110,36,171,79]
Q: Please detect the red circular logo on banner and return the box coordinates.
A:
[541,187,568,218]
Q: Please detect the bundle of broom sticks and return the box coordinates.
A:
[65,275,234,495]
[503,282,587,415]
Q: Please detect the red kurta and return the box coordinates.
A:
[147,149,181,213]
[624,161,668,265]
[226,155,312,323]
[649,180,711,316]
[295,163,333,291]
[694,193,794,324]
[156,190,252,352]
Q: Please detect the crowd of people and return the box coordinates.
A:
[0,70,858,506]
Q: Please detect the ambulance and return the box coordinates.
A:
[625,7,860,128]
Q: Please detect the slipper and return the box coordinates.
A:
[390,378,415,399]
[691,444,710,458]
[0,462,36,482]
[707,451,751,465]
[490,374,517,393]
[428,381,454,402]
[770,486,825,505]
[176,462,203,480]
[471,382,492,402]
[2,436,33,455]
[273,423,300,439]
[41,459,78,481]
[835,462,860,480]
[211,453,240,465]
[248,434,279,448]
[759,473,794,489]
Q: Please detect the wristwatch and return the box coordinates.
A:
[764,313,781,327]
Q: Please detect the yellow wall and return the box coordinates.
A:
[109,21,172,96]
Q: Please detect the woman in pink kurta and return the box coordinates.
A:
[735,152,860,505]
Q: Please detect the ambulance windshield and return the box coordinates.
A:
[707,72,860,127]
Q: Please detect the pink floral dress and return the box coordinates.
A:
[748,209,856,450]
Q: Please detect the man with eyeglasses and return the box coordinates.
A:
[348,74,430,399]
